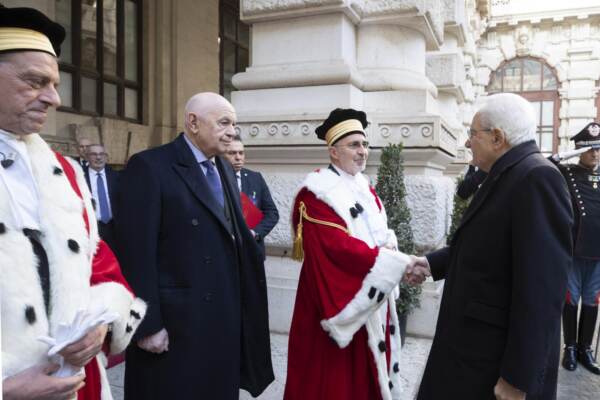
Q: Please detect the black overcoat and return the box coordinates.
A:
[115,134,274,399]
[417,141,573,400]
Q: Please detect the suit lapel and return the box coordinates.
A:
[171,135,230,231]
[241,168,249,194]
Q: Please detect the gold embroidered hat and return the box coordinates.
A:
[315,108,369,146]
[0,5,65,57]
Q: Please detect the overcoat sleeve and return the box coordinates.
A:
[500,165,573,394]
[114,154,163,339]
[254,172,279,238]
[425,247,451,281]
[294,189,409,348]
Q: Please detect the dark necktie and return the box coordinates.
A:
[201,160,224,207]
[96,172,111,223]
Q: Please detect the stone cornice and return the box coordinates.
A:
[350,0,444,50]
[488,7,600,28]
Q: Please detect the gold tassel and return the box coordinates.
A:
[292,202,306,261]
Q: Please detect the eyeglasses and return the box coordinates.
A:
[88,152,107,158]
[335,140,370,150]
[467,128,491,139]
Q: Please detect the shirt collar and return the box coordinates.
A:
[92,168,106,175]
[183,133,212,164]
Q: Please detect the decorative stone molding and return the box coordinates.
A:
[368,118,459,157]
[426,53,466,93]
[242,0,345,18]
[443,0,467,45]
[351,0,444,49]
[238,121,323,144]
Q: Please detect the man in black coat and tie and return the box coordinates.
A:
[116,92,273,400]
[224,135,279,257]
[84,143,119,252]
[72,136,91,171]
[412,93,573,400]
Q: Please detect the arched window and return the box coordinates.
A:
[487,57,559,153]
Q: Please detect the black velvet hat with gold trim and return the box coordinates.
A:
[315,108,369,146]
[571,122,600,149]
[0,4,65,57]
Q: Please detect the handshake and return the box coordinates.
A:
[403,255,431,286]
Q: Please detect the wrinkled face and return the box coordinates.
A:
[579,147,600,169]
[588,124,600,136]
[224,140,245,172]
[78,138,92,158]
[0,51,61,135]
[329,132,369,176]
[465,113,496,172]
[188,101,236,158]
[87,144,108,171]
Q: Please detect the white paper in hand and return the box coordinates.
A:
[38,307,119,377]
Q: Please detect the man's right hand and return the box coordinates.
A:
[403,255,431,285]
[137,328,169,353]
[2,363,85,400]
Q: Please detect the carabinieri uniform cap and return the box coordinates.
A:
[0,4,66,57]
[315,108,369,146]
[571,122,600,149]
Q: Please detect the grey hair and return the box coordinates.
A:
[477,93,537,147]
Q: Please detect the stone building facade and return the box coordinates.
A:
[12,0,600,338]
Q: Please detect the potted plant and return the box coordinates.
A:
[375,143,420,346]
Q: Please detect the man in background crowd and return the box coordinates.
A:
[73,136,91,171]
[224,135,279,257]
[85,143,120,252]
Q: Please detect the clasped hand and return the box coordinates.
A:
[403,255,431,286]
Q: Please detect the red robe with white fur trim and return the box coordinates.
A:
[284,167,409,400]
[0,133,146,400]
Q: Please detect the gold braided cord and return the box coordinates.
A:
[292,201,349,261]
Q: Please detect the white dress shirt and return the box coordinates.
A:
[90,168,113,221]
[0,129,40,229]
[236,171,242,192]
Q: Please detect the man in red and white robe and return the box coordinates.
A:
[0,6,145,400]
[284,108,424,400]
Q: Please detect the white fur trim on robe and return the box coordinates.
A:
[0,134,145,400]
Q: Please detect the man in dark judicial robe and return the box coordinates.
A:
[413,93,573,400]
[116,92,273,399]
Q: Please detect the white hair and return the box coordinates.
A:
[477,93,537,147]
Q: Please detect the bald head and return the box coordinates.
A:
[184,92,237,158]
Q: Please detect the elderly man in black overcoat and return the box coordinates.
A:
[116,92,274,399]
[413,93,573,400]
